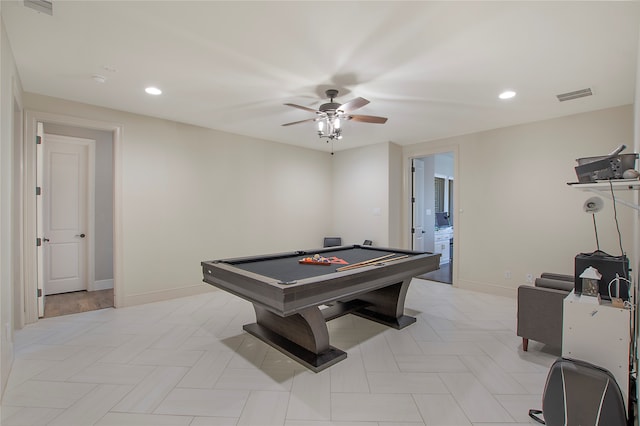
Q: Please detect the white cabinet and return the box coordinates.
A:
[562,291,632,407]
[434,227,452,265]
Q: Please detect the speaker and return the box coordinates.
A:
[574,251,629,300]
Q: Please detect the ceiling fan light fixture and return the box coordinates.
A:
[283,88,387,141]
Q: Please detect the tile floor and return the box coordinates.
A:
[1,279,558,426]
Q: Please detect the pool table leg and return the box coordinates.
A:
[350,278,416,329]
[243,305,347,372]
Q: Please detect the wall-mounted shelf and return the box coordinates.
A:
[567,180,640,211]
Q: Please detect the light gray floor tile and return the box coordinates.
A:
[1,280,572,426]
[177,350,233,389]
[439,372,515,423]
[286,370,331,420]
[47,384,133,426]
[113,366,189,413]
[215,367,294,391]
[238,390,290,425]
[129,348,205,367]
[495,394,545,423]
[2,380,96,408]
[154,388,249,417]
[395,354,467,373]
[285,421,378,426]
[460,354,529,394]
[34,346,113,381]
[413,393,471,425]
[329,353,369,393]
[331,393,422,422]
[360,335,401,372]
[68,362,156,385]
[96,332,158,362]
[4,358,58,390]
[95,412,194,425]
[384,328,423,355]
[367,372,448,394]
[416,340,484,356]
[0,406,64,426]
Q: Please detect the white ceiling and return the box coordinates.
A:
[2,1,640,152]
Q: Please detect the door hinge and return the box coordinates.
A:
[36,135,42,145]
[411,228,415,234]
[411,166,415,172]
[37,289,42,298]
[36,238,41,247]
[36,186,41,196]
[411,197,415,203]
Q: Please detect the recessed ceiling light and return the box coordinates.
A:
[145,87,162,95]
[499,90,516,100]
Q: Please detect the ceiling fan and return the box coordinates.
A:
[282,89,388,140]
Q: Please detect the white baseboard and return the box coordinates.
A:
[456,278,517,299]
[89,279,114,291]
[120,284,216,308]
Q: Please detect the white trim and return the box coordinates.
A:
[89,279,113,291]
[24,110,123,324]
[123,284,215,307]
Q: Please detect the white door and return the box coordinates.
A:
[412,159,425,251]
[42,134,94,295]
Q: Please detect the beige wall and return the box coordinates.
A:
[331,142,391,246]
[0,10,23,396]
[24,93,334,307]
[405,105,635,296]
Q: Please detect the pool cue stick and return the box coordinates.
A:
[379,255,409,264]
[336,254,396,271]
[337,255,409,271]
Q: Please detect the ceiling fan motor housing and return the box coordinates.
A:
[320,102,342,112]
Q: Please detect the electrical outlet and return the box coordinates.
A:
[504,270,511,279]
[526,273,533,284]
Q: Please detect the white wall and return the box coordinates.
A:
[405,105,635,296]
[24,93,334,306]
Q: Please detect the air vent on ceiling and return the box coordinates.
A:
[556,88,592,102]
[24,0,53,15]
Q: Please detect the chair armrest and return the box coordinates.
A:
[535,277,574,292]
[517,284,568,349]
[540,272,574,282]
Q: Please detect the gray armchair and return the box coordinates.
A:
[517,273,574,351]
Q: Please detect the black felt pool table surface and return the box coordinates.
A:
[221,246,409,283]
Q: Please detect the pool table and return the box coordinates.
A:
[201,245,440,371]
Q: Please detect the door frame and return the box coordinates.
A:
[403,145,459,286]
[24,110,123,323]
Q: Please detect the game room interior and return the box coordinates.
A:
[2,2,640,425]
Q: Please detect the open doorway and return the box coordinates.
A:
[412,152,454,284]
[39,123,114,317]
[23,110,122,324]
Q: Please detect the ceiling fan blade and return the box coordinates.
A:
[284,103,319,113]
[338,97,369,113]
[349,114,388,124]
[281,118,318,127]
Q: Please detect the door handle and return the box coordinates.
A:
[75,233,86,238]
[43,238,50,242]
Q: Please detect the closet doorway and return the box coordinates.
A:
[411,152,454,284]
